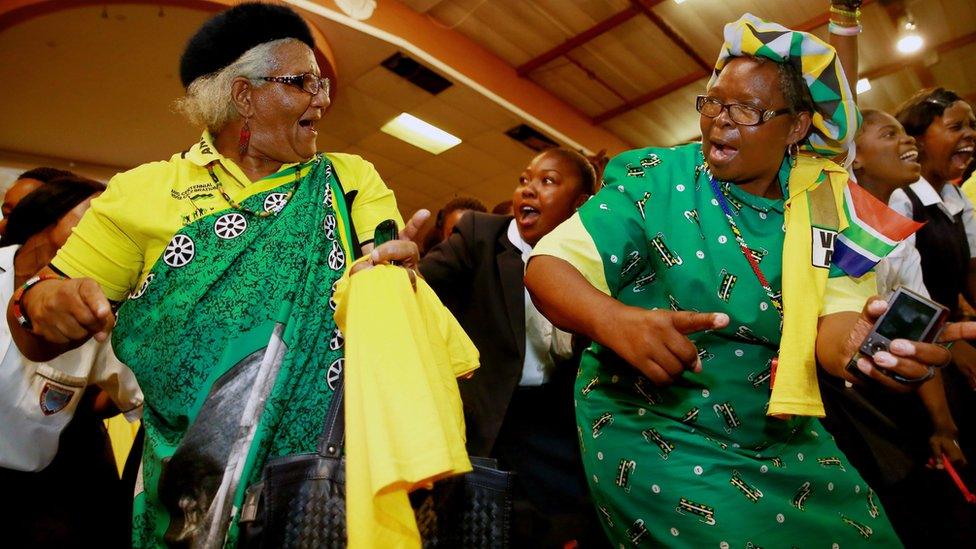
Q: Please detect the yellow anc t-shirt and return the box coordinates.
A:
[52,133,403,300]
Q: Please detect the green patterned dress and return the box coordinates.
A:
[533,144,901,547]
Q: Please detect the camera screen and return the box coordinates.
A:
[876,292,937,341]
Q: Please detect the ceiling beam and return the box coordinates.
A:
[861,30,976,82]
[516,6,640,76]
[936,30,976,53]
[631,0,711,72]
[288,0,631,154]
[593,70,706,124]
[792,0,876,32]
[565,54,629,102]
[591,0,901,124]
[860,60,906,82]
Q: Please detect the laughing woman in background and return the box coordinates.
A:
[888,87,976,487]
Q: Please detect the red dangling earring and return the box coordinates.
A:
[239,118,251,156]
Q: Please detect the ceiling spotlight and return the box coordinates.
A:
[856,78,872,94]
[896,16,924,54]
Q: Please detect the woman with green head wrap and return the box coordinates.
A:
[524,14,953,547]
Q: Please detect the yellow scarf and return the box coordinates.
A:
[334,264,479,548]
[769,155,850,418]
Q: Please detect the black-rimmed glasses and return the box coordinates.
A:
[262,73,330,96]
[696,95,792,126]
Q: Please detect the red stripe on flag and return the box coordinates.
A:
[847,181,923,241]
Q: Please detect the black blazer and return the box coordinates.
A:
[420,212,576,456]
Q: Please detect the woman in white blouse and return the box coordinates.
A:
[0,175,141,546]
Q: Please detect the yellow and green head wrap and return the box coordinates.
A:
[709,13,861,163]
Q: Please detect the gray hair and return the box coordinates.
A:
[174,38,298,132]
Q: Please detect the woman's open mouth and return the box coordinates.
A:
[951,144,974,170]
[707,140,738,164]
[899,149,920,168]
[299,118,318,135]
[517,205,540,226]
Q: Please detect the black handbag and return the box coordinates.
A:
[237,366,514,548]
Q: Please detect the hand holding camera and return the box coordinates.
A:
[845,287,954,392]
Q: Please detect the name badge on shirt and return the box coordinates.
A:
[811,227,837,269]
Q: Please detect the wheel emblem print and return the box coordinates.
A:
[324,214,337,240]
[163,234,195,268]
[214,213,247,239]
[129,273,155,299]
[328,279,340,311]
[328,241,345,271]
[329,328,344,351]
[264,192,289,213]
[327,358,343,390]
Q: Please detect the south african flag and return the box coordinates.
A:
[831,181,924,277]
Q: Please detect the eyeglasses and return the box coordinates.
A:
[261,73,330,97]
[696,95,792,126]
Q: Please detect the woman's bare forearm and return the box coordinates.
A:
[524,255,620,345]
[6,302,77,361]
[6,268,113,361]
[830,32,858,100]
[816,311,861,379]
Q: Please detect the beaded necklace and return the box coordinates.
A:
[206,157,316,218]
[709,176,784,319]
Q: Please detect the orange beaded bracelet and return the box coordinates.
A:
[12,273,65,332]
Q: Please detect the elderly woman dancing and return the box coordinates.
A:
[7,3,425,546]
[525,14,958,547]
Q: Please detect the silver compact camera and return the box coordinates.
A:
[859,286,949,358]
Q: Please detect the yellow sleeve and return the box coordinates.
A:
[328,153,404,244]
[820,272,876,316]
[531,213,610,295]
[51,170,148,301]
[963,172,976,207]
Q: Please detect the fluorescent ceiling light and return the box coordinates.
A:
[380,113,461,154]
[896,34,924,54]
[674,0,687,3]
[856,78,872,94]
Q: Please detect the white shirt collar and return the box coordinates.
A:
[908,176,965,216]
[506,218,572,386]
[507,218,532,256]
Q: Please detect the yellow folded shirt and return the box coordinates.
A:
[334,264,478,548]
